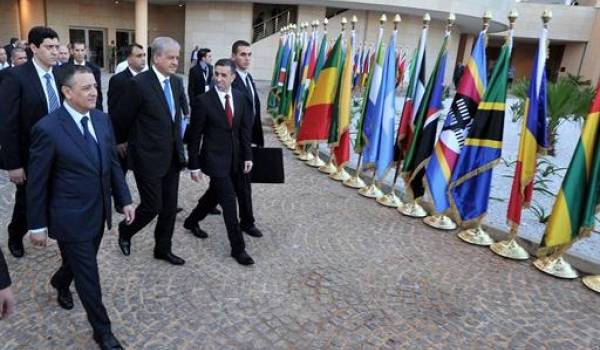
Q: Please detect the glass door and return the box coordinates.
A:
[69,27,106,68]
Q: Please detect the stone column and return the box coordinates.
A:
[135,0,148,49]
[19,0,46,38]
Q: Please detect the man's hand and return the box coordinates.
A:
[7,168,26,185]
[116,142,128,158]
[190,170,202,183]
[244,161,253,174]
[122,204,135,225]
[0,287,15,320]
[29,229,47,248]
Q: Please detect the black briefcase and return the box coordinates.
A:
[250,147,284,183]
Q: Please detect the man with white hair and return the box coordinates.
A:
[112,37,187,266]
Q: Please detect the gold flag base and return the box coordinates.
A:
[376,191,402,208]
[358,184,384,199]
[533,256,579,279]
[457,227,494,246]
[292,146,302,155]
[285,138,296,150]
[329,168,351,182]
[398,201,427,218]
[318,160,337,174]
[582,276,600,293]
[306,154,326,167]
[490,239,530,260]
[343,175,366,189]
[297,150,314,161]
[423,215,457,230]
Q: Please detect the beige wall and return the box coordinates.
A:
[18,0,46,38]
[149,4,185,55]
[184,2,253,75]
[0,0,21,44]
[580,9,600,85]
[559,42,587,78]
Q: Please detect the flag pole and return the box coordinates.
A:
[398,13,431,218]
[344,14,388,190]
[421,13,460,229]
[490,10,537,259]
[377,14,404,207]
[285,22,309,151]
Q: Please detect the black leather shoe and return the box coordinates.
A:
[7,238,24,258]
[183,219,208,239]
[154,251,185,265]
[93,332,124,350]
[209,207,221,215]
[242,226,263,238]
[117,222,131,256]
[50,277,74,310]
[231,251,255,265]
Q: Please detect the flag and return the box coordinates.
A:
[296,34,343,144]
[402,33,449,199]
[538,86,600,256]
[395,28,427,163]
[277,33,295,119]
[395,50,407,88]
[271,34,292,121]
[424,31,487,214]
[268,34,285,114]
[293,30,317,129]
[448,36,513,225]
[506,27,549,229]
[360,47,371,90]
[359,31,387,166]
[353,28,384,154]
[331,36,354,166]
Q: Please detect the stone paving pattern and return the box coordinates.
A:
[0,82,600,349]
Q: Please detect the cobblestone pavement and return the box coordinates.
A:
[1,82,600,350]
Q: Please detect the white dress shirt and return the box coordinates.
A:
[32,57,60,113]
[0,62,9,70]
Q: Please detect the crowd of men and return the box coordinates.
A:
[0,26,265,350]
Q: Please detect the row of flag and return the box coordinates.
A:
[267,16,600,260]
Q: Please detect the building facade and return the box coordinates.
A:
[0,0,599,85]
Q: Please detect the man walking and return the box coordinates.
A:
[27,64,134,349]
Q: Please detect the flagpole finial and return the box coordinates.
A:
[380,14,387,25]
[447,13,456,31]
[352,15,358,30]
[542,10,552,28]
[393,14,401,30]
[314,19,320,27]
[423,13,431,27]
[483,10,492,30]
[341,17,348,31]
[508,10,518,30]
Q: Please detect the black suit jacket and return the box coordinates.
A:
[57,60,103,110]
[187,89,252,178]
[232,72,264,147]
[112,69,186,177]
[0,247,10,290]
[27,106,132,242]
[107,67,133,116]
[188,63,213,100]
[0,60,61,170]
[4,44,14,65]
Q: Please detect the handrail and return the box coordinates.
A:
[252,10,292,42]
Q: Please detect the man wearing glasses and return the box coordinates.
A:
[0,26,61,259]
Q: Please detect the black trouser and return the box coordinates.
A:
[188,172,246,255]
[121,162,180,254]
[53,229,111,336]
[238,173,255,230]
[8,183,27,243]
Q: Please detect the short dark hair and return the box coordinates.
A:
[57,64,94,91]
[10,37,19,45]
[214,58,236,73]
[198,48,211,60]
[28,26,59,48]
[126,43,144,57]
[231,40,250,54]
[72,40,86,48]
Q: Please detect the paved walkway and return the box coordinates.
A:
[0,83,600,349]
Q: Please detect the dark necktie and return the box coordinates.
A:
[245,74,256,115]
[81,116,101,167]
[225,94,233,127]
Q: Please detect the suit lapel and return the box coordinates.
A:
[210,89,230,128]
[234,72,252,104]
[58,107,98,170]
[148,70,174,121]
[26,62,48,112]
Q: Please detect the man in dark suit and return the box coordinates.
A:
[0,47,8,70]
[184,58,255,265]
[0,26,61,258]
[112,37,187,266]
[27,65,134,349]
[57,44,70,66]
[188,48,213,99]
[107,43,146,175]
[230,40,264,238]
[66,41,103,111]
[0,247,15,320]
